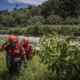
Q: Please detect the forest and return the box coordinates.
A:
[0,0,80,36]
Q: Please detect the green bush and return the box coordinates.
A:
[59,25,73,35]
[0,30,8,34]
[25,26,40,36]
[24,25,53,36]
[2,17,16,27]
[63,17,74,25]
[0,24,3,27]
[63,16,80,25]
[74,27,80,36]
[33,32,80,80]
[8,28,14,35]
[72,17,80,25]
[45,15,63,25]
[13,28,21,35]
[27,16,44,25]
[38,25,53,35]
[53,26,61,34]
[24,26,35,35]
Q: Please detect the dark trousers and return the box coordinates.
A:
[8,60,21,76]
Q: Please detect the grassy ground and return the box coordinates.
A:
[0,53,50,80]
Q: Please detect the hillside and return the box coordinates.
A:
[0,0,80,28]
[0,0,80,36]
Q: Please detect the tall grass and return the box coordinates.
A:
[0,53,53,80]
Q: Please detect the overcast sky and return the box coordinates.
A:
[0,0,48,12]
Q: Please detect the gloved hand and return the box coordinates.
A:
[24,62,28,68]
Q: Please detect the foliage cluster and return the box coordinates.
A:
[0,25,80,36]
[32,31,80,80]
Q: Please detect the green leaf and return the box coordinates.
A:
[52,31,57,36]
[42,35,46,40]
[71,63,78,72]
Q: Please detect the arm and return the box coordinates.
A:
[0,41,8,52]
[21,47,28,68]
[22,53,28,68]
[21,53,27,63]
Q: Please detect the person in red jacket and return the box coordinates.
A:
[0,36,27,76]
[20,38,33,60]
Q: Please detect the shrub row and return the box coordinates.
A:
[0,25,80,36]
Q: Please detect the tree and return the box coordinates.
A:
[57,0,80,19]
[41,0,80,19]
[2,17,16,27]
[28,5,33,9]
[0,15,3,24]
[0,10,6,14]
[29,7,41,16]
[45,15,63,25]
[41,0,58,19]
[13,4,18,11]
[15,15,26,25]
[16,4,18,7]
[13,8,17,11]
[6,9,8,13]
[27,16,44,25]
[12,12,17,18]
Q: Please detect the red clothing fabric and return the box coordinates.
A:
[20,43,33,59]
[3,44,26,59]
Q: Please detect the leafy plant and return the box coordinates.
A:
[32,31,80,80]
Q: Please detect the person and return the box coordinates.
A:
[20,38,33,60]
[0,36,28,76]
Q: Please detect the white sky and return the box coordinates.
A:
[8,0,48,5]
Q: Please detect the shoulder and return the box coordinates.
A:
[29,44,32,47]
[4,44,9,48]
[3,44,10,50]
[28,44,33,50]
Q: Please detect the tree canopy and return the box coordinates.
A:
[0,0,80,27]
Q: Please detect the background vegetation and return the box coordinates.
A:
[32,32,80,80]
[0,0,80,36]
[0,25,80,36]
